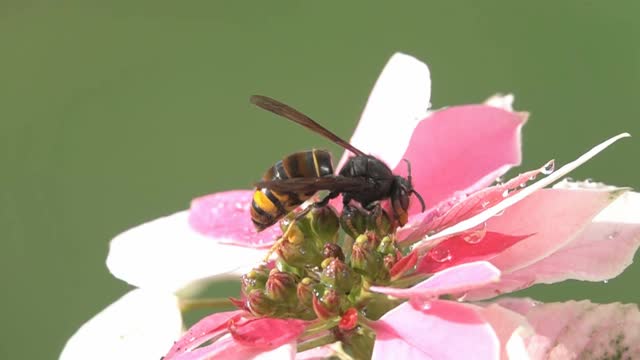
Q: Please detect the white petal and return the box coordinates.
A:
[107,211,267,294]
[338,52,431,169]
[484,93,515,112]
[60,289,182,360]
[428,133,630,241]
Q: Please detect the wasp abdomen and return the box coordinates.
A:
[251,149,333,231]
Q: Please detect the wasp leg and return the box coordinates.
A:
[313,191,340,208]
[363,201,380,212]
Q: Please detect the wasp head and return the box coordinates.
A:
[390,159,426,226]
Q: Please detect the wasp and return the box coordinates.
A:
[250,95,425,232]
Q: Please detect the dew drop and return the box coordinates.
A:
[519,182,527,189]
[603,280,609,284]
[502,189,510,198]
[495,176,504,185]
[481,201,490,208]
[421,300,432,311]
[541,160,555,175]
[429,248,452,263]
[463,223,487,244]
[607,231,619,240]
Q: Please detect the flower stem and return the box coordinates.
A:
[391,273,429,288]
[297,332,337,353]
[301,318,341,338]
[179,298,235,312]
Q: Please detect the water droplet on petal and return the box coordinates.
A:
[429,248,452,263]
[495,176,504,185]
[607,231,619,240]
[603,280,609,284]
[502,189,510,198]
[481,201,490,208]
[421,300,432,311]
[463,223,487,244]
[519,182,527,189]
[541,160,555,175]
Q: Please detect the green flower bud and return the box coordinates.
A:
[265,270,298,303]
[296,277,317,307]
[368,206,392,237]
[351,234,384,280]
[310,205,340,244]
[313,289,342,319]
[340,204,367,239]
[277,224,323,268]
[321,258,355,294]
[377,236,395,255]
[323,242,345,261]
[241,264,270,295]
[247,289,277,317]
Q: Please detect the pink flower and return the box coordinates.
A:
[61,53,640,360]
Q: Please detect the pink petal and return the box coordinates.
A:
[417,231,533,274]
[164,310,244,359]
[338,52,431,170]
[465,190,640,299]
[423,133,630,243]
[370,261,500,299]
[488,188,628,273]
[372,300,499,359]
[403,164,545,242]
[230,318,306,348]
[189,191,282,248]
[397,105,526,216]
[107,210,267,294]
[169,335,296,360]
[474,303,532,360]
[497,299,640,359]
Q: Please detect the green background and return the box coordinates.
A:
[1,1,639,358]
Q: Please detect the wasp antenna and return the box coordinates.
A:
[411,190,426,213]
[403,159,413,184]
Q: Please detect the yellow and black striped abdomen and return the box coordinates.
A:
[251,149,334,231]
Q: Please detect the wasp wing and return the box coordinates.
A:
[255,176,371,193]
[251,95,366,156]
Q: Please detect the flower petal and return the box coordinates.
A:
[189,191,282,248]
[426,133,630,242]
[417,231,533,274]
[498,299,640,359]
[60,289,182,360]
[168,335,296,360]
[164,310,244,359]
[397,104,527,215]
[372,300,499,359]
[370,261,500,299]
[403,164,547,242]
[475,303,532,360]
[464,190,639,299]
[230,318,306,348]
[107,211,266,294]
[338,52,431,170]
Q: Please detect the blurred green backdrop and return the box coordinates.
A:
[1,1,639,358]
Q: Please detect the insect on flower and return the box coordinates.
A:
[249,95,426,231]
